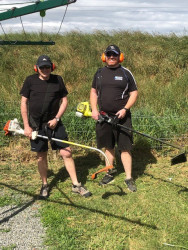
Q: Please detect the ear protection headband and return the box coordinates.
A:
[34,63,56,72]
[101,52,124,63]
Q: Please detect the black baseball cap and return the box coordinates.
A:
[36,55,52,67]
[105,45,120,55]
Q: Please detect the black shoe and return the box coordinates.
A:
[39,184,49,198]
[99,173,114,186]
[125,178,137,192]
[107,168,117,175]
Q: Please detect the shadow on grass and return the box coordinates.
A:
[47,152,102,194]
[143,173,188,193]
[101,185,127,199]
[48,138,157,194]
[132,139,157,180]
[115,138,157,180]
[178,188,188,193]
[73,151,103,183]
[0,182,157,230]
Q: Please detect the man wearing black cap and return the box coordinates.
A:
[20,55,92,198]
[90,45,138,192]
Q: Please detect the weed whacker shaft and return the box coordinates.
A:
[37,134,111,166]
[4,119,113,179]
[98,112,187,165]
[76,102,187,165]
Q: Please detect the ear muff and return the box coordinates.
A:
[119,52,124,63]
[34,65,38,72]
[34,63,56,72]
[51,63,56,71]
[101,52,125,63]
[101,53,106,62]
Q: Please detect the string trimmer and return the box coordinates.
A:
[3,119,113,179]
[75,102,187,165]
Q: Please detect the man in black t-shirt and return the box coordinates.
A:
[90,45,138,192]
[20,55,91,198]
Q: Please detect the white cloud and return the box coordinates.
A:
[0,0,187,36]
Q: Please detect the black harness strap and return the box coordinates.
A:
[40,82,52,123]
[96,68,103,112]
[29,114,39,131]
[44,124,55,142]
[29,81,51,130]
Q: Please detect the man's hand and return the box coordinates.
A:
[115,108,127,119]
[91,110,99,121]
[48,119,58,129]
[24,126,33,139]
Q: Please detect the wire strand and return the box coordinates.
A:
[41,16,43,40]
[0,22,8,39]
[19,16,27,39]
[56,4,68,36]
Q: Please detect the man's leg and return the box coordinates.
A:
[60,147,92,197]
[105,148,115,166]
[60,147,79,185]
[121,150,137,192]
[37,151,48,184]
[37,151,49,198]
[121,150,132,179]
[99,148,116,185]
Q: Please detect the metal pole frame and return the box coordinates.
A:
[0,0,76,21]
[0,0,77,45]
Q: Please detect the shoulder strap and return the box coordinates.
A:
[96,68,103,111]
[29,79,51,130]
[40,81,52,123]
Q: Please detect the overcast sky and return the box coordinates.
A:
[0,0,187,36]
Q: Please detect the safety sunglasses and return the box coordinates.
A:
[39,65,51,70]
[106,52,119,57]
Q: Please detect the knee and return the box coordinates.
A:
[121,150,132,157]
[60,147,72,159]
[37,152,47,162]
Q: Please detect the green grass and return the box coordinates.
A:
[1,244,17,250]
[0,146,187,249]
[0,31,187,148]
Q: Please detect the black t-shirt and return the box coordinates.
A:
[20,74,68,127]
[92,65,137,116]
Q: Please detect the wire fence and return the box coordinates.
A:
[0,100,187,150]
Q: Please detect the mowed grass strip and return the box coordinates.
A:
[0,144,187,250]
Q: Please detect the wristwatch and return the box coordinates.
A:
[123,107,129,111]
[54,117,60,122]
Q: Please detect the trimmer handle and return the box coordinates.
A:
[98,111,120,127]
[98,111,113,124]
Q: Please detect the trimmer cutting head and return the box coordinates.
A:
[171,152,187,165]
[91,165,114,180]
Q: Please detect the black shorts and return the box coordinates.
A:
[30,122,69,152]
[96,113,133,151]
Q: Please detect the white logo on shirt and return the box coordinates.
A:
[115,76,123,80]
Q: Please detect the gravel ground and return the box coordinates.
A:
[0,200,47,250]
